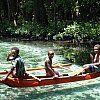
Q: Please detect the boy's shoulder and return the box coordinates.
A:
[15,56,22,60]
[45,57,50,62]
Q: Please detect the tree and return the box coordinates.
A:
[33,0,48,25]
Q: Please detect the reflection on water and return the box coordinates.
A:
[0,40,100,100]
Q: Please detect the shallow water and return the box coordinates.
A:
[0,40,100,100]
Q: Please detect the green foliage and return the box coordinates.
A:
[63,45,92,65]
[1,19,100,42]
[56,21,100,41]
[0,0,100,42]
[46,21,66,36]
[0,19,14,35]
[14,22,47,39]
[20,0,34,13]
[1,20,66,40]
[15,22,32,35]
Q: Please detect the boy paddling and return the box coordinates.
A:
[3,47,28,80]
[3,47,41,81]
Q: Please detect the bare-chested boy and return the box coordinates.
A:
[44,50,59,78]
[82,44,100,73]
[70,44,100,76]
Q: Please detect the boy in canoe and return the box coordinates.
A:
[3,47,28,80]
[44,49,60,78]
[70,44,100,76]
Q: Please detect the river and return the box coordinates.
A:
[0,40,100,100]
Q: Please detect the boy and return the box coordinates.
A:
[44,49,59,78]
[82,44,100,73]
[70,44,100,76]
[4,47,28,80]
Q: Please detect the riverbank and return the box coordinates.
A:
[0,37,99,46]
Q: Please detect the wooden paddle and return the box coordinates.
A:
[0,70,8,74]
[0,63,72,75]
[58,65,73,71]
[69,67,84,76]
[26,63,72,71]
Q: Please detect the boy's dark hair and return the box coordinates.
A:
[11,47,19,54]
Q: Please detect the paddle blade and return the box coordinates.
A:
[59,63,72,67]
[0,70,8,74]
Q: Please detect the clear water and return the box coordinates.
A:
[0,40,100,100]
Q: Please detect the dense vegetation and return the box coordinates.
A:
[0,0,100,43]
[63,45,92,65]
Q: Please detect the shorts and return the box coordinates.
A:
[11,71,24,78]
[89,65,100,72]
[46,71,59,77]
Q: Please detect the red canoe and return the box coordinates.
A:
[0,72,100,88]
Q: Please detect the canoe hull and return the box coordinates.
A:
[1,72,100,88]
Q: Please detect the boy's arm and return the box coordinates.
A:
[90,53,94,63]
[93,53,100,62]
[92,55,100,66]
[3,66,14,80]
[46,62,55,75]
[45,61,58,77]
[7,52,14,61]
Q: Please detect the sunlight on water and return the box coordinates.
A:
[0,40,100,100]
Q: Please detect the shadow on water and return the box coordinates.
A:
[15,81,100,100]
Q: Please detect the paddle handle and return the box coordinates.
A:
[0,63,72,74]
[26,63,72,71]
